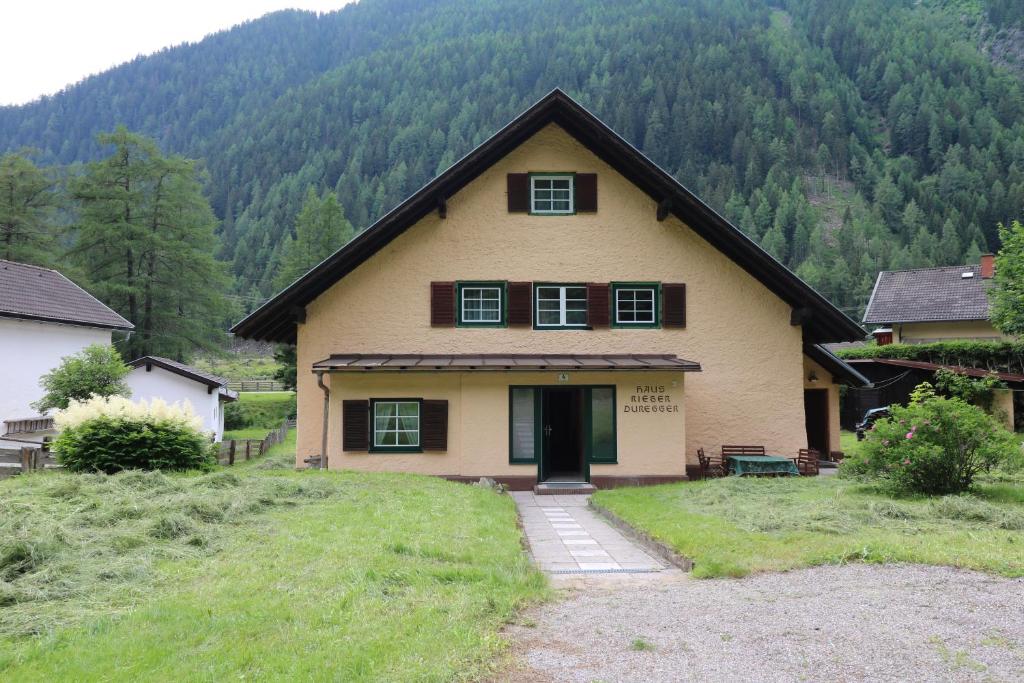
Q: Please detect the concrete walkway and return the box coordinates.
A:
[512,492,666,573]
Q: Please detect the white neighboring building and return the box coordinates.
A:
[0,259,134,449]
[126,357,238,442]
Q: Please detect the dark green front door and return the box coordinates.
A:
[539,387,586,482]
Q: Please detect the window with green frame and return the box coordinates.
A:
[509,387,540,464]
[457,281,507,326]
[612,283,660,328]
[370,399,422,452]
[586,387,617,463]
[530,174,574,214]
[534,284,588,329]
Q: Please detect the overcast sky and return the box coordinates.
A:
[0,1,357,106]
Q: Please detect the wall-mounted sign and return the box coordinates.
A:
[624,384,679,413]
[557,373,570,383]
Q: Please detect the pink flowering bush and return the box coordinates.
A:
[843,385,1019,494]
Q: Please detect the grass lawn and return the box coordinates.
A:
[0,436,546,680]
[593,475,1024,579]
[237,391,295,403]
[222,427,273,440]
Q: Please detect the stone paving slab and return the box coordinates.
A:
[512,492,665,574]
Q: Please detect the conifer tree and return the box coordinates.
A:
[0,152,60,265]
[71,127,231,361]
[273,187,354,291]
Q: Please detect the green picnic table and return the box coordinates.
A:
[727,455,799,476]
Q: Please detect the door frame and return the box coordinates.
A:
[508,384,618,484]
[803,388,830,455]
[540,386,586,483]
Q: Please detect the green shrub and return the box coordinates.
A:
[222,401,250,429]
[52,396,215,474]
[843,386,1021,494]
[31,344,130,413]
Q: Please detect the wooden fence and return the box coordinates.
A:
[225,379,288,392]
[0,445,58,477]
[217,418,293,465]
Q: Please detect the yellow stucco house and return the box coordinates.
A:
[232,90,867,488]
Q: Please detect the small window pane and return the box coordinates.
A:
[511,388,536,462]
[373,401,419,448]
[531,175,574,214]
[590,388,615,462]
[616,287,657,324]
[461,286,502,324]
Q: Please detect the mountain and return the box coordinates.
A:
[2,0,1023,318]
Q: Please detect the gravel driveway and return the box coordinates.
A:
[500,564,1024,682]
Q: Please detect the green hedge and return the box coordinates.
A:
[835,341,1024,374]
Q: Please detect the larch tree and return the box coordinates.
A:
[71,127,231,361]
[272,187,354,292]
[989,220,1024,338]
[0,151,60,265]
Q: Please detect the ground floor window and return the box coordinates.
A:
[371,399,421,451]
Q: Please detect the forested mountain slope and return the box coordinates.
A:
[2,0,1022,317]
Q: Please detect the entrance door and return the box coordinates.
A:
[540,387,585,482]
[804,389,830,455]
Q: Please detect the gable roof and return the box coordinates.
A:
[128,356,238,400]
[863,265,991,325]
[231,89,864,344]
[0,259,133,330]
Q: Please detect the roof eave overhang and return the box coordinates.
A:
[128,356,226,390]
[231,89,864,345]
[804,344,871,387]
[0,311,134,331]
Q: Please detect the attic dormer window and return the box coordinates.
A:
[961,272,974,279]
[530,174,574,214]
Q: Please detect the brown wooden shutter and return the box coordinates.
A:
[421,400,449,450]
[507,173,530,212]
[662,283,686,328]
[430,282,455,326]
[576,173,597,212]
[342,400,369,451]
[587,283,610,327]
[507,282,532,326]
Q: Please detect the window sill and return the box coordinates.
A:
[369,447,424,454]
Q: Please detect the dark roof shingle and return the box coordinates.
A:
[0,259,133,330]
[863,265,991,324]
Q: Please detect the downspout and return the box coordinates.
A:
[316,370,330,470]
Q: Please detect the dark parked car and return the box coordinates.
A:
[855,407,891,440]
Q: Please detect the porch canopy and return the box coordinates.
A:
[312,353,701,373]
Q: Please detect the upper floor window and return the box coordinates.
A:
[612,283,660,327]
[535,284,587,328]
[531,174,574,215]
[457,281,506,326]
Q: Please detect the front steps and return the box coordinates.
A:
[533,481,596,495]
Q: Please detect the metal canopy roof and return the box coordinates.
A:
[312,353,701,372]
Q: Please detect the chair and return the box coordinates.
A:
[791,448,820,476]
[720,446,770,456]
[697,447,726,479]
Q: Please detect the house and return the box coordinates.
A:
[863,255,1007,344]
[231,90,867,488]
[126,357,238,442]
[0,259,133,448]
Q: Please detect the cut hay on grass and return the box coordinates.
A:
[0,441,546,680]
[592,475,1024,578]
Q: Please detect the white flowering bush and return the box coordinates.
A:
[53,395,215,473]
